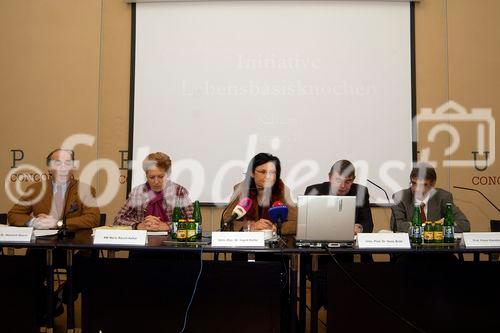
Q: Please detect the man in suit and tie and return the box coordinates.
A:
[303,159,374,310]
[390,162,470,232]
[304,159,374,234]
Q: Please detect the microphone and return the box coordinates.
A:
[268,201,288,237]
[367,179,390,203]
[453,186,500,213]
[221,197,253,231]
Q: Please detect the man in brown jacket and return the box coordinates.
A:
[8,149,100,230]
[7,148,99,325]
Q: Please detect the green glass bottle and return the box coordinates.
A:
[433,220,444,243]
[171,199,182,240]
[187,219,197,242]
[192,200,202,239]
[423,221,434,244]
[411,203,422,244]
[176,218,187,242]
[443,203,455,243]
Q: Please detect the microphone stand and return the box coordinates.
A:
[367,179,390,203]
[220,202,230,231]
[220,202,238,231]
[276,216,283,238]
[453,186,500,213]
[222,216,235,232]
[58,182,75,239]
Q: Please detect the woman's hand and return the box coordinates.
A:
[354,223,363,235]
[252,219,275,231]
[148,221,170,231]
[137,215,171,231]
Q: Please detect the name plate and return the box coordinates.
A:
[93,229,147,246]
[462,232,500,248]
[357,233,411,249]
[212,232,265,247]
[0,227,33,243]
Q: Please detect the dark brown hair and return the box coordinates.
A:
[46,149,75,166]
[410,162,437,183]
[329,159,355,179]
[241,153,285,221]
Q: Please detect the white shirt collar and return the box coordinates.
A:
[414,188,436,206]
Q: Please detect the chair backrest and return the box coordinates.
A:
[99,213,107,227]
[0,213,7,225]
[490,220,500,232]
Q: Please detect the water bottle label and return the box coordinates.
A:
[423,231,433,241]
[433,231,443,241]
[187,229,196,239]
[177,229,186,240]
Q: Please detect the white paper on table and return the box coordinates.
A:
[147,231,169,236]
[33,230,59,237]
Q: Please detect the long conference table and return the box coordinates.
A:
[2,230,500,333]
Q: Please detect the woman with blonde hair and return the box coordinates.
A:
[114,152,193,230]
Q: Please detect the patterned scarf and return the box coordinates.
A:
[145,186,168,222]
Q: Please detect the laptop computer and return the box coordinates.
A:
[296,195,356,247]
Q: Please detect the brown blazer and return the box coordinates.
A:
[7,179,100,231]
[222,181,297,235]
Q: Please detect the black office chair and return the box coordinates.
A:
[489,220,500,262]
[0,213,6,255]
[490,220,500,232]
[99,213,106,227]
[54,212,109,302]
[97,213,107,258]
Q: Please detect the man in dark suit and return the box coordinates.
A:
[305,159,374,234]
[390,162,470,232]
[303,160,374,309]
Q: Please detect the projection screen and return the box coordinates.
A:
[131,1,415,204]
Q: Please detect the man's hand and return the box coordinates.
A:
[354,223,363,235]
[33,214,58,229]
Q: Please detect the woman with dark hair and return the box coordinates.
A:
[222,153,297,235]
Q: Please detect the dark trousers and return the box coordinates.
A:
[304,253,373,309]
[28,248,88,325]
[231,251,291,333]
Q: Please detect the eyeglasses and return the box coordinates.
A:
[254,170,277,176]
[50,160,73,167]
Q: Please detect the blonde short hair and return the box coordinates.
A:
[142,152,172,174]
